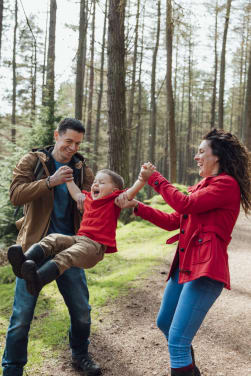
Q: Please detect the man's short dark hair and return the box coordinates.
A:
[98,169,124,190]
[57,118,85,135]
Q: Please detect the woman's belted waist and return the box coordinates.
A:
[166,225,232,246]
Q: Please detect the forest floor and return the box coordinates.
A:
[38,211,251,376]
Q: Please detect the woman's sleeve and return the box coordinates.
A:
[148,171,240,214]
[135,202,180,231]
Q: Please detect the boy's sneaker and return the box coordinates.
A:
[72,354,101,375]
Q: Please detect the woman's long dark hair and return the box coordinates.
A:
[204,129,251,214]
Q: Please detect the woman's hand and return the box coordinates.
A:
[139,162,156,182]
[115,192,138,209]
[76,193,86,213]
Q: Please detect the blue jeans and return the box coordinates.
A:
[2,267,91,376]
[156,269,224,369]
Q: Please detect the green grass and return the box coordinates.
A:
[0,192,184,374]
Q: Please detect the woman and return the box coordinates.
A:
[116,129,251,376]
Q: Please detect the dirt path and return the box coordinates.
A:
[44,212,251,376]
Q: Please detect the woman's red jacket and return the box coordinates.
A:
[135,171,241,289]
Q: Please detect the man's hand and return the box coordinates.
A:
[139,162,156,182]
[76,193,86,213]
[115,192,138,209]
[49,166,73,187]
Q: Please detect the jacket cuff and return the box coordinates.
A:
[133,202,146,216]
[148,171,169,189]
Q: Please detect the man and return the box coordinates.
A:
[2,118,101,376]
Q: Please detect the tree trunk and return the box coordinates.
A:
[132,3,145,183]
[45,0,57,137]
[178,65,186,183]
[0,0,3,64]
[166,0,176,182]
[185,32,193,185]
[148,0,161,165]
[11,0,18,143]
[75,0,88,120]
[211,0,218,129]
[244,48,251,150]
[31,41,37,121]
[85,0,96,156]
[107,0,128,185]
[93,0,108,173]
[42,4,49,106]
[127,0,140,144]
[218,0,232,129]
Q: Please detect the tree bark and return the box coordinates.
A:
[107,0,128,185]
[45,0,57,135]
[166,0,176,182]
[244,48,251,150]
[42,4,49,106]
[148,0,161,165]
[75,0,88,120]
[218,0,232,129]
[93,0,108,173]
[211,0,218,129]
[85,0,96,156]
[132,3,145,183]
[30,42,37,121]
[11,0,18,143]
[185,31,193,185]
[127,0,140,143]
[0,0,3,64]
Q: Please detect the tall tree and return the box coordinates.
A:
[85,0,96,156]
[185,29,193,184]
[211,0,218,129]
[218,0,232,129]
[132,2,146,183]
[127,0,140,147]
[107,0,128,185]
[148,0,161,166]
[0,0,3,64]
[75,0,88,120]
[244,47,251,150]
[42,3,49,106]
[44,0,57,139]
[11,0,18,143]
[166,0,176,182]
[93,0,108,173]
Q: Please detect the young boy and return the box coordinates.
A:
[8,168,146,296]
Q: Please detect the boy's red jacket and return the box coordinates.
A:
[135,171,241,289]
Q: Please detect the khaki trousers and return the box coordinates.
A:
[40,234,106,274]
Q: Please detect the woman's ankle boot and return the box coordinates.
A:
[171,365,195,375]
[21,259,60,296]
[8,243,45,278]
[191,346,201,376]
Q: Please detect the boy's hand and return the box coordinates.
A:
[76,193,86,213]
[139,162,156,182]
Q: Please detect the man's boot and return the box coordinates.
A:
[72,354,102,376]
[8,243,45,278]
[21,259,60,296]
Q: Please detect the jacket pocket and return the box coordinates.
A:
[16,216,24,230]
[192,233,212,264]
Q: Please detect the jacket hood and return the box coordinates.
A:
[32,145,86,166]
